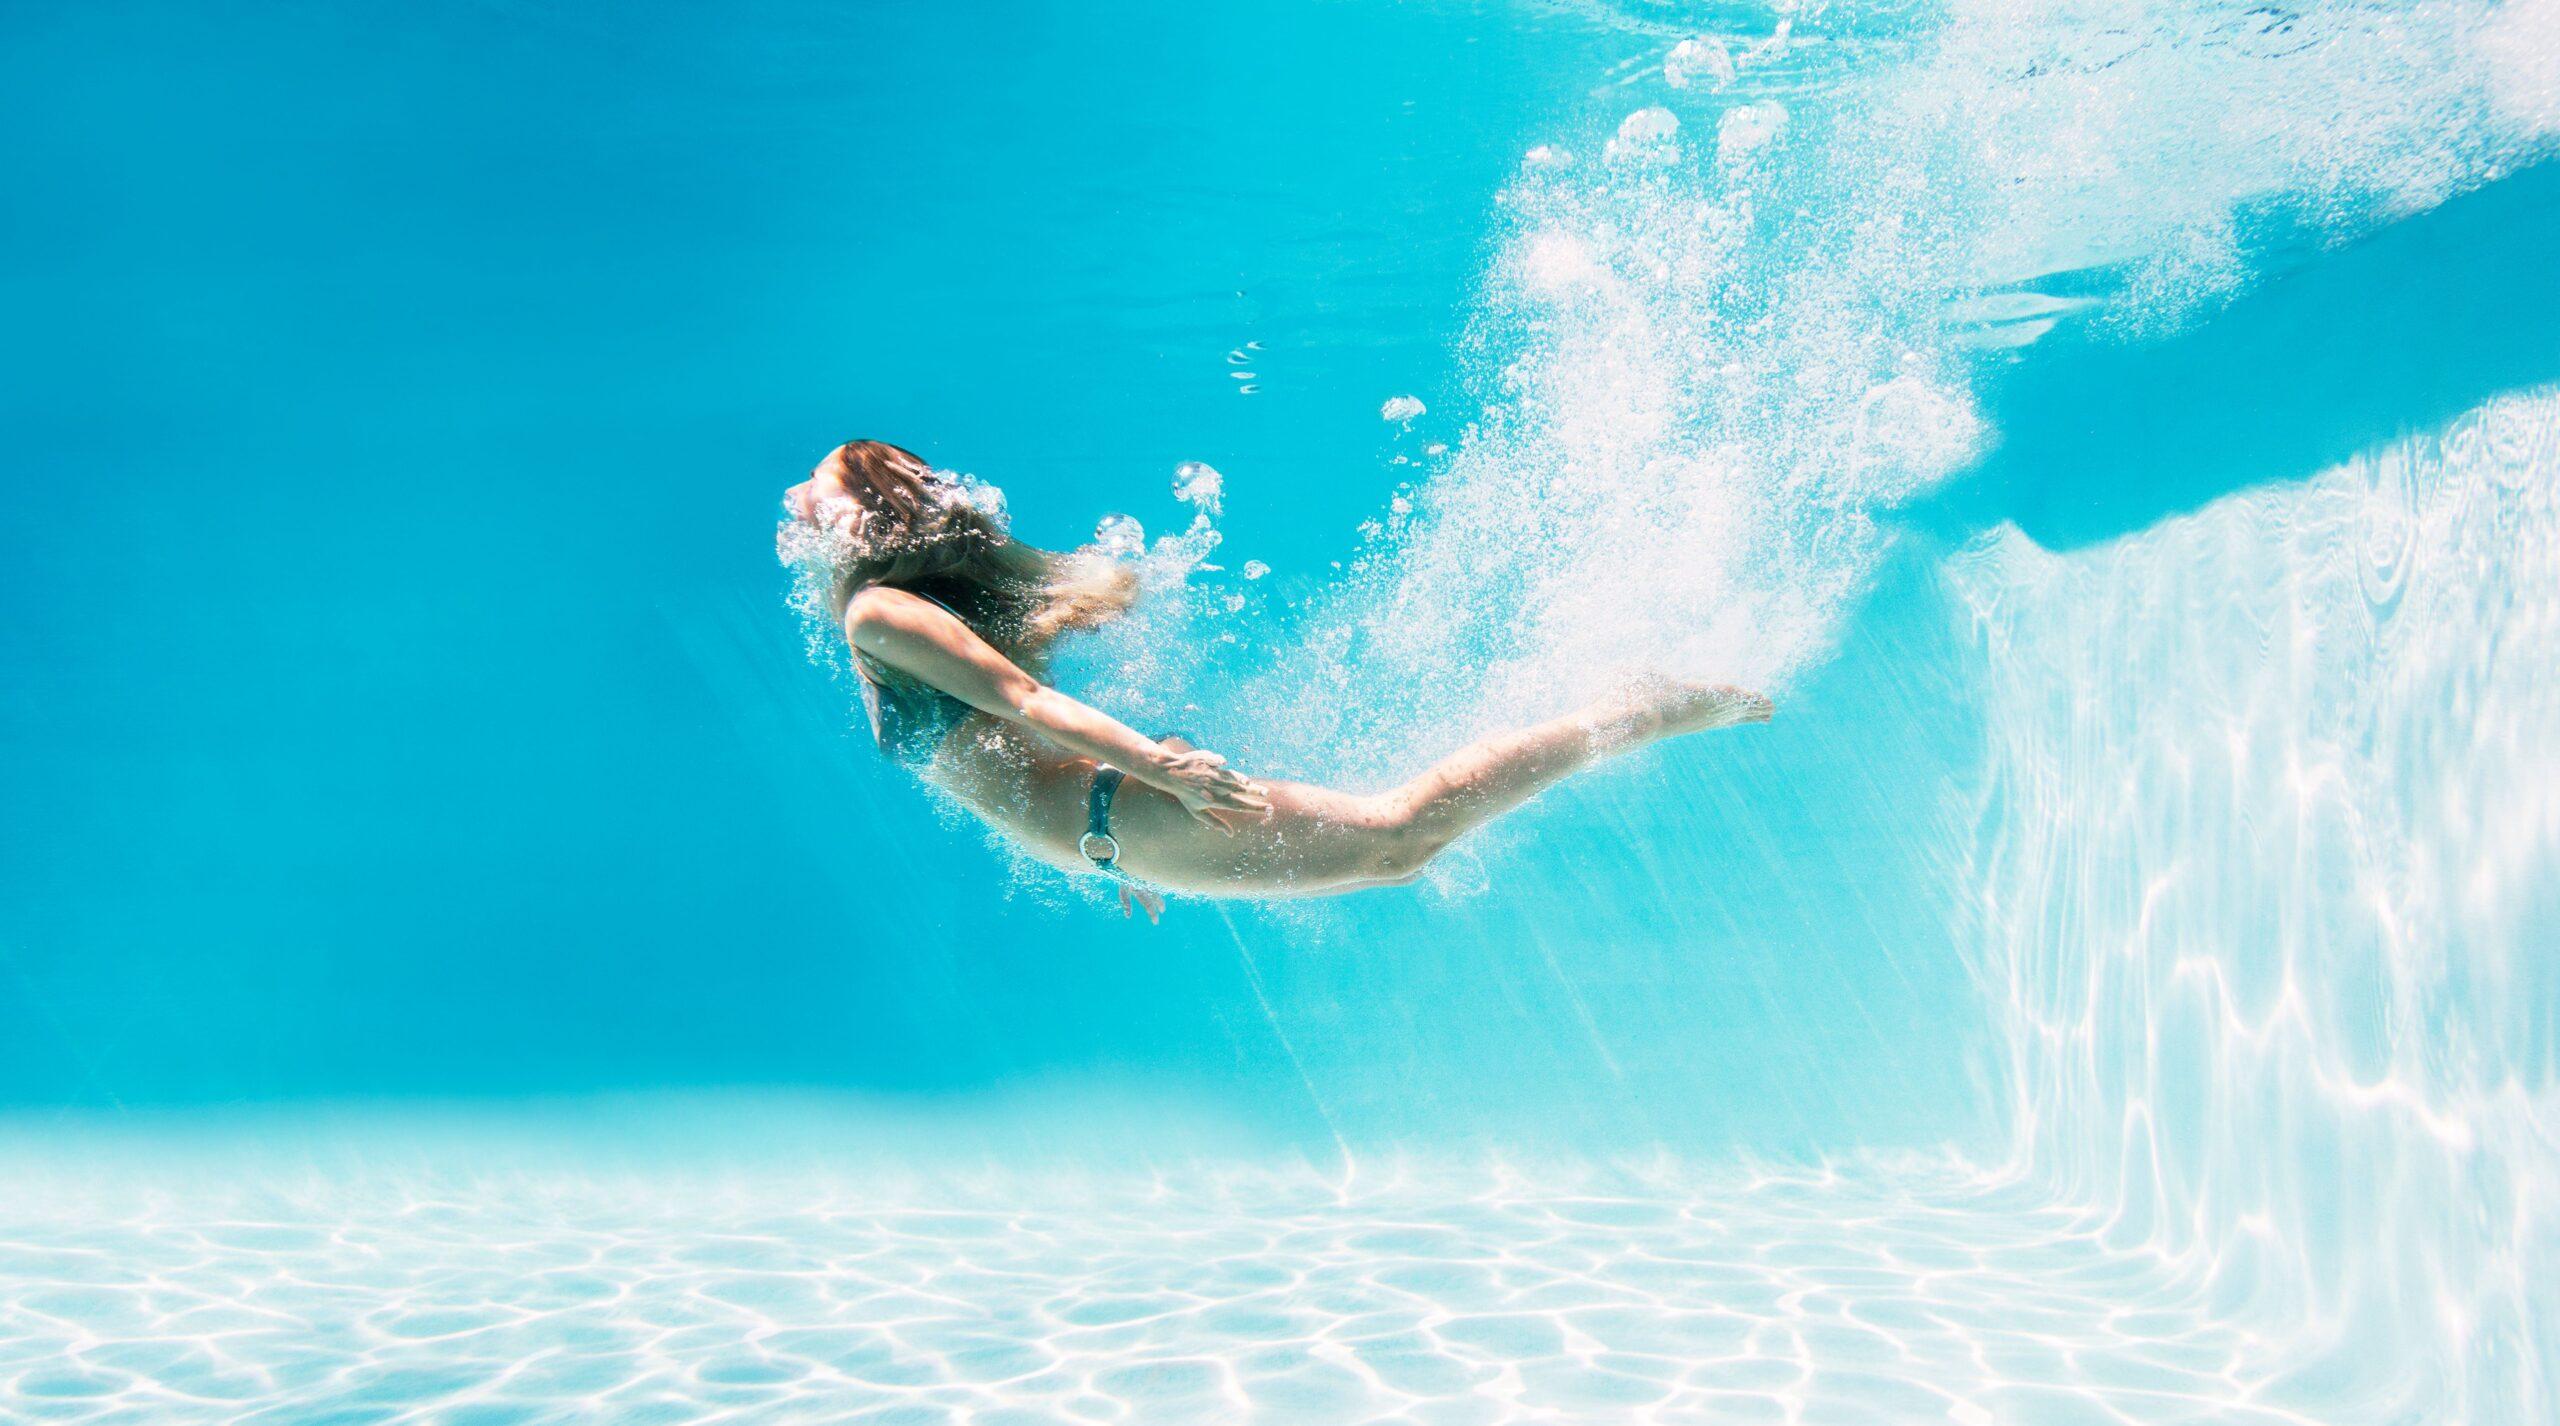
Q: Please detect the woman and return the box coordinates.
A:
[781,440,1772,920]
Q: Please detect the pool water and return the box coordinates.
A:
[5,0,2557,1421]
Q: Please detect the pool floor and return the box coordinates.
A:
[3,1162,2331,1425]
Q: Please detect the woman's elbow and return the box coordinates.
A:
[1012,683,1072,727]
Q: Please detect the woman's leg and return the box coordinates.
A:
[1360,679,1770,876]
[1121,679,1769,894]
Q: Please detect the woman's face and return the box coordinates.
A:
[781,443,970,563]
[782,453,860,538]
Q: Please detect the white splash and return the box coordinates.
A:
[2478,0,2560,133]
[1247,0,2560,787]
[1853,373,1982,501]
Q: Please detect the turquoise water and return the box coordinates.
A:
[6,1,2558,1420]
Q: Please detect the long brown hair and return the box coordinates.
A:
[783,440,1136,655]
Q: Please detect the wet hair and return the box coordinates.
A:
[781,439,1136,654]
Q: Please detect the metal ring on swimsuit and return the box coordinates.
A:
[1082,731,1188,884]
[1082,765,1130,874]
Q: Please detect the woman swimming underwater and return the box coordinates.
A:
[781,440,1772,919]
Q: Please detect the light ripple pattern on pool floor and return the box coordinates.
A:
[1,1160,2351,1424]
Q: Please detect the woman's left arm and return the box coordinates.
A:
[846,587,1270,829]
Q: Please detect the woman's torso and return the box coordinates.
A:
[849,585,1308,892]
[851,590,1093,872]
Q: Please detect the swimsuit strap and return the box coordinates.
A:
[1078,729,1190,887]
[1079,766,1129,874]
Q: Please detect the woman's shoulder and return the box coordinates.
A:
[843,583,963,635]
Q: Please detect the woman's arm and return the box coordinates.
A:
[845,587,1270,828]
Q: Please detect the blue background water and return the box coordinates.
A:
[5,2,2559,1418]
[4,0,2004,1153]
[3,0,1602,1111]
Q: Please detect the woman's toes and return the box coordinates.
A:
[1658,681,1773,736]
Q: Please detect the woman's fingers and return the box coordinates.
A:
[1117,885,1162,924]
[1227,784,1273,815]
[1168,748,1273,820]
[1205,786,1271,815]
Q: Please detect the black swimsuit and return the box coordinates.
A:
[851,593,978,766]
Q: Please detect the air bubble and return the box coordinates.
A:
[1091,513,1145,558]
[1172,461,1224,514]
[1717,104,1787,165]
[1665,37,1735,91]
[1606,107,1681,164]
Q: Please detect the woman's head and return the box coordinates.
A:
[782,440,1004,577]
[779,439,1135,649]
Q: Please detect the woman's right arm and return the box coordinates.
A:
[845,587,1271,828]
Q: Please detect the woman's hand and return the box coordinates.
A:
[1118,883,1164,924]
[1158,746,1273,833]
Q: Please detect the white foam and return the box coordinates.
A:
[1853,373,1982,500]
[2478,0,2560,134]
[1515,229,1608,296]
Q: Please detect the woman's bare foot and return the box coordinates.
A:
[1598,675,1775,745]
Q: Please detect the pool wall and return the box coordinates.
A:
[1956,393,2560,1418]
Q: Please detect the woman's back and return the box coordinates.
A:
[851,589,983,765]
